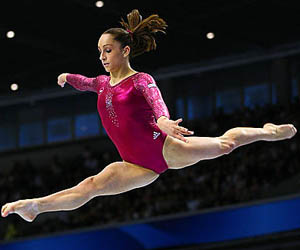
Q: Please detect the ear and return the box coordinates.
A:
[123,46,131,57]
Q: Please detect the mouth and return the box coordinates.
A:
[103,63,109,67]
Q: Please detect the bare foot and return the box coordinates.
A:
[1,199,39,222]
[263,123,297,141]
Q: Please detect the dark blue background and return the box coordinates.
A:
[2,196,300,250]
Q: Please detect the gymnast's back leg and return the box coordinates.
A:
[1,161,159,222]
[163,123,297,169]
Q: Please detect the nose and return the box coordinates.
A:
[100,53,106,61]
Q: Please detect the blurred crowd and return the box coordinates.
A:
[0,100,299,242]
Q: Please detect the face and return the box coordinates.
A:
[98,33,130,73]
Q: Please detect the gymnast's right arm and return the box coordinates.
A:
[57,73,98,93]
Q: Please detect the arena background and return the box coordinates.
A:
[0,1,300,249]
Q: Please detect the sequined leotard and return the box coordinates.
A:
[66,72,170,174]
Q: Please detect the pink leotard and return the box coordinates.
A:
[66,72,170,174]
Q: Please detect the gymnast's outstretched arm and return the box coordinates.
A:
[57,73,100,92]
[1,161,158,222]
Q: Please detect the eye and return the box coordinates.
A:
[98,48,111,54]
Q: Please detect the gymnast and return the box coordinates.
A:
[1,9,297,222]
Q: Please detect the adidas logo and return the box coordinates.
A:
[153,131,160,140]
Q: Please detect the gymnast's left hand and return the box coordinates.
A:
[157,117,194,143]
[57,73,68,88]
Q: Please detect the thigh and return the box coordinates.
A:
[163,135,222,169]
[91,161,159,196]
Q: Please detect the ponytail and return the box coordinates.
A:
[103,9,167,58]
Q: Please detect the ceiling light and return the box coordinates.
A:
[206,32,215,40]
[7,31,15,39]
[95,1,104,8]
[11,83,18,91]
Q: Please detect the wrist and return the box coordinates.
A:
[64,73,69,82]
[157,116,168,124]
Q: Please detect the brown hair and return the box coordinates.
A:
[103,9,167,58]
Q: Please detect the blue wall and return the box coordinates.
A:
[2,196,300,250]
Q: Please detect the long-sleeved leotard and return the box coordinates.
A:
[66,72,170,174]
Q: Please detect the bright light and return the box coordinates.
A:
[7,31,15,39]
[95,1,104,7]
[11,83,19,91]
[206,32,215,39]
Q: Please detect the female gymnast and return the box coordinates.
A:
[1,9,297,222]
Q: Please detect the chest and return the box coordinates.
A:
[97,83,143,111]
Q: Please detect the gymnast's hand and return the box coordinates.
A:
[157,117,194,143]
[57,73,68,88]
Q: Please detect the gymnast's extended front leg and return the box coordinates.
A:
[163,123,297,169]
[1,161,158,222]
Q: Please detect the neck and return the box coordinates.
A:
[110,63,137,84]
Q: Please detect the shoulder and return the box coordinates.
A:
[96,74,110,83]
[135,72,156,83]
[133,72,157,90]
[95,75,109,89]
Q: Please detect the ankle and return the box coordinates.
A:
[31,199,42,214]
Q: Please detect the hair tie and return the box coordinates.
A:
[126,29,133,38]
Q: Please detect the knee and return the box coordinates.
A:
[218,136,236,155]
[77,176,98,198]
[84,163,121,197]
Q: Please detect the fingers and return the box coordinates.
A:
[57,74,66,87]
[176,126,194,135]
[175,118,183,125]
[173,133,189,143]
[174,122,194,136]
[57,80,65,88]
[59,82,65,88]
[174,118,194,135]
[172,128,190,143]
